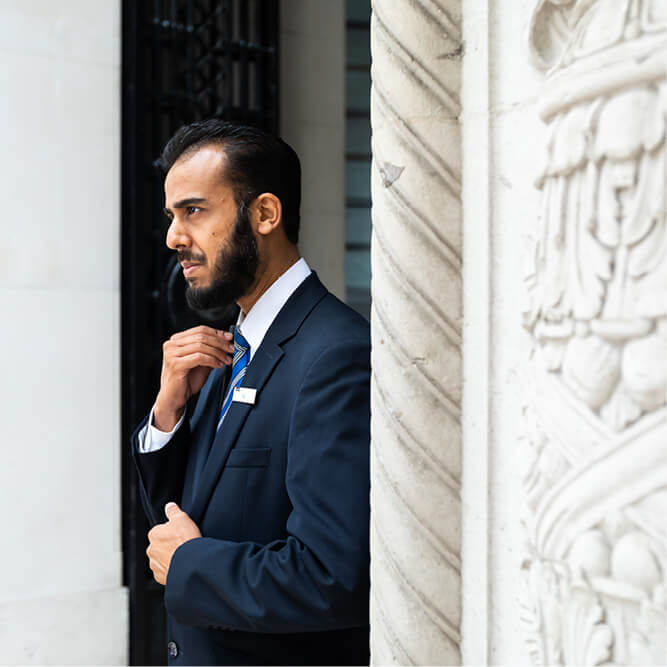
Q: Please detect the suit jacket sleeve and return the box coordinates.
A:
[131,411,192,527]
[164,337,371,632]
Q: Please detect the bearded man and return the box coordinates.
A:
[131,120,370,666]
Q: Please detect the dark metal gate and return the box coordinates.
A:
[121,2,279,663]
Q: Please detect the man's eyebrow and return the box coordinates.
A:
[164,197,208,215]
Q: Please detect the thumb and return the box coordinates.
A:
[165,502,184,520]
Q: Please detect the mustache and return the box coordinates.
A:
[177,250,206,264]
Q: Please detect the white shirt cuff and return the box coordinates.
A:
[137,405,185,453]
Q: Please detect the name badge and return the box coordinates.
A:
[233,387,257,405]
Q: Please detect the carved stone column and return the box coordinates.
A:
[520,1,667,664]
[369,1,462,664]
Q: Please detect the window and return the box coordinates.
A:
[345,0,372,320]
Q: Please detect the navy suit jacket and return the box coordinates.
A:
[132,273,371,665]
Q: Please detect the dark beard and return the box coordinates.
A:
[180,204,259,312]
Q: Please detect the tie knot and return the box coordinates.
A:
[233,326,250,356]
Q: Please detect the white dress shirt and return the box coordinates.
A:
[137,257,312,453]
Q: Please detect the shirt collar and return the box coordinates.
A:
[236,257,312,361]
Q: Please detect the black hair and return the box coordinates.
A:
[159,119,301,244]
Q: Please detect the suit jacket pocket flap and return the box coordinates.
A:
[226,447,271,468]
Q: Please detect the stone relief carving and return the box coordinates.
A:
[520,0,666,663]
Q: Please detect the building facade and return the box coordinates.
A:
[370,0,666,664]
[0,0,664,664]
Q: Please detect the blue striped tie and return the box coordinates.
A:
[217,326,250,431]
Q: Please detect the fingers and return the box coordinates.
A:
[146,543,165,585]
[171,351,231,371]
[164,328,234,368]
[170,325,233,345]
[170,331,234,353]
[166,341,233,367]
[156,326,235,422]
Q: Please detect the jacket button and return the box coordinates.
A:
[168,641,179,658]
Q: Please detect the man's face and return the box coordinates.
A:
[164,145,259,310]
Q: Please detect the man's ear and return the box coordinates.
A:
[253,193,282,236]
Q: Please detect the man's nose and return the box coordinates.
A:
[166,218,190,250]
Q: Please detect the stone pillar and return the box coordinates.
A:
[369,1,463,663]
[520,1,667,664]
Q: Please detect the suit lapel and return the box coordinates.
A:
[187,272,329,524]
[188,342,284,522]
[180,366,228,512]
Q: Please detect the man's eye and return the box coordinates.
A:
[186,206,201,216]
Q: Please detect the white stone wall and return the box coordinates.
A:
[0,1,127,663]
[461,2,547,662]
[462,1,666,664]
[487,2,545,661]
[280,0,346,300]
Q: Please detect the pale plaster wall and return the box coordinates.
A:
[279,0,346,300]
[0,1,127,663]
